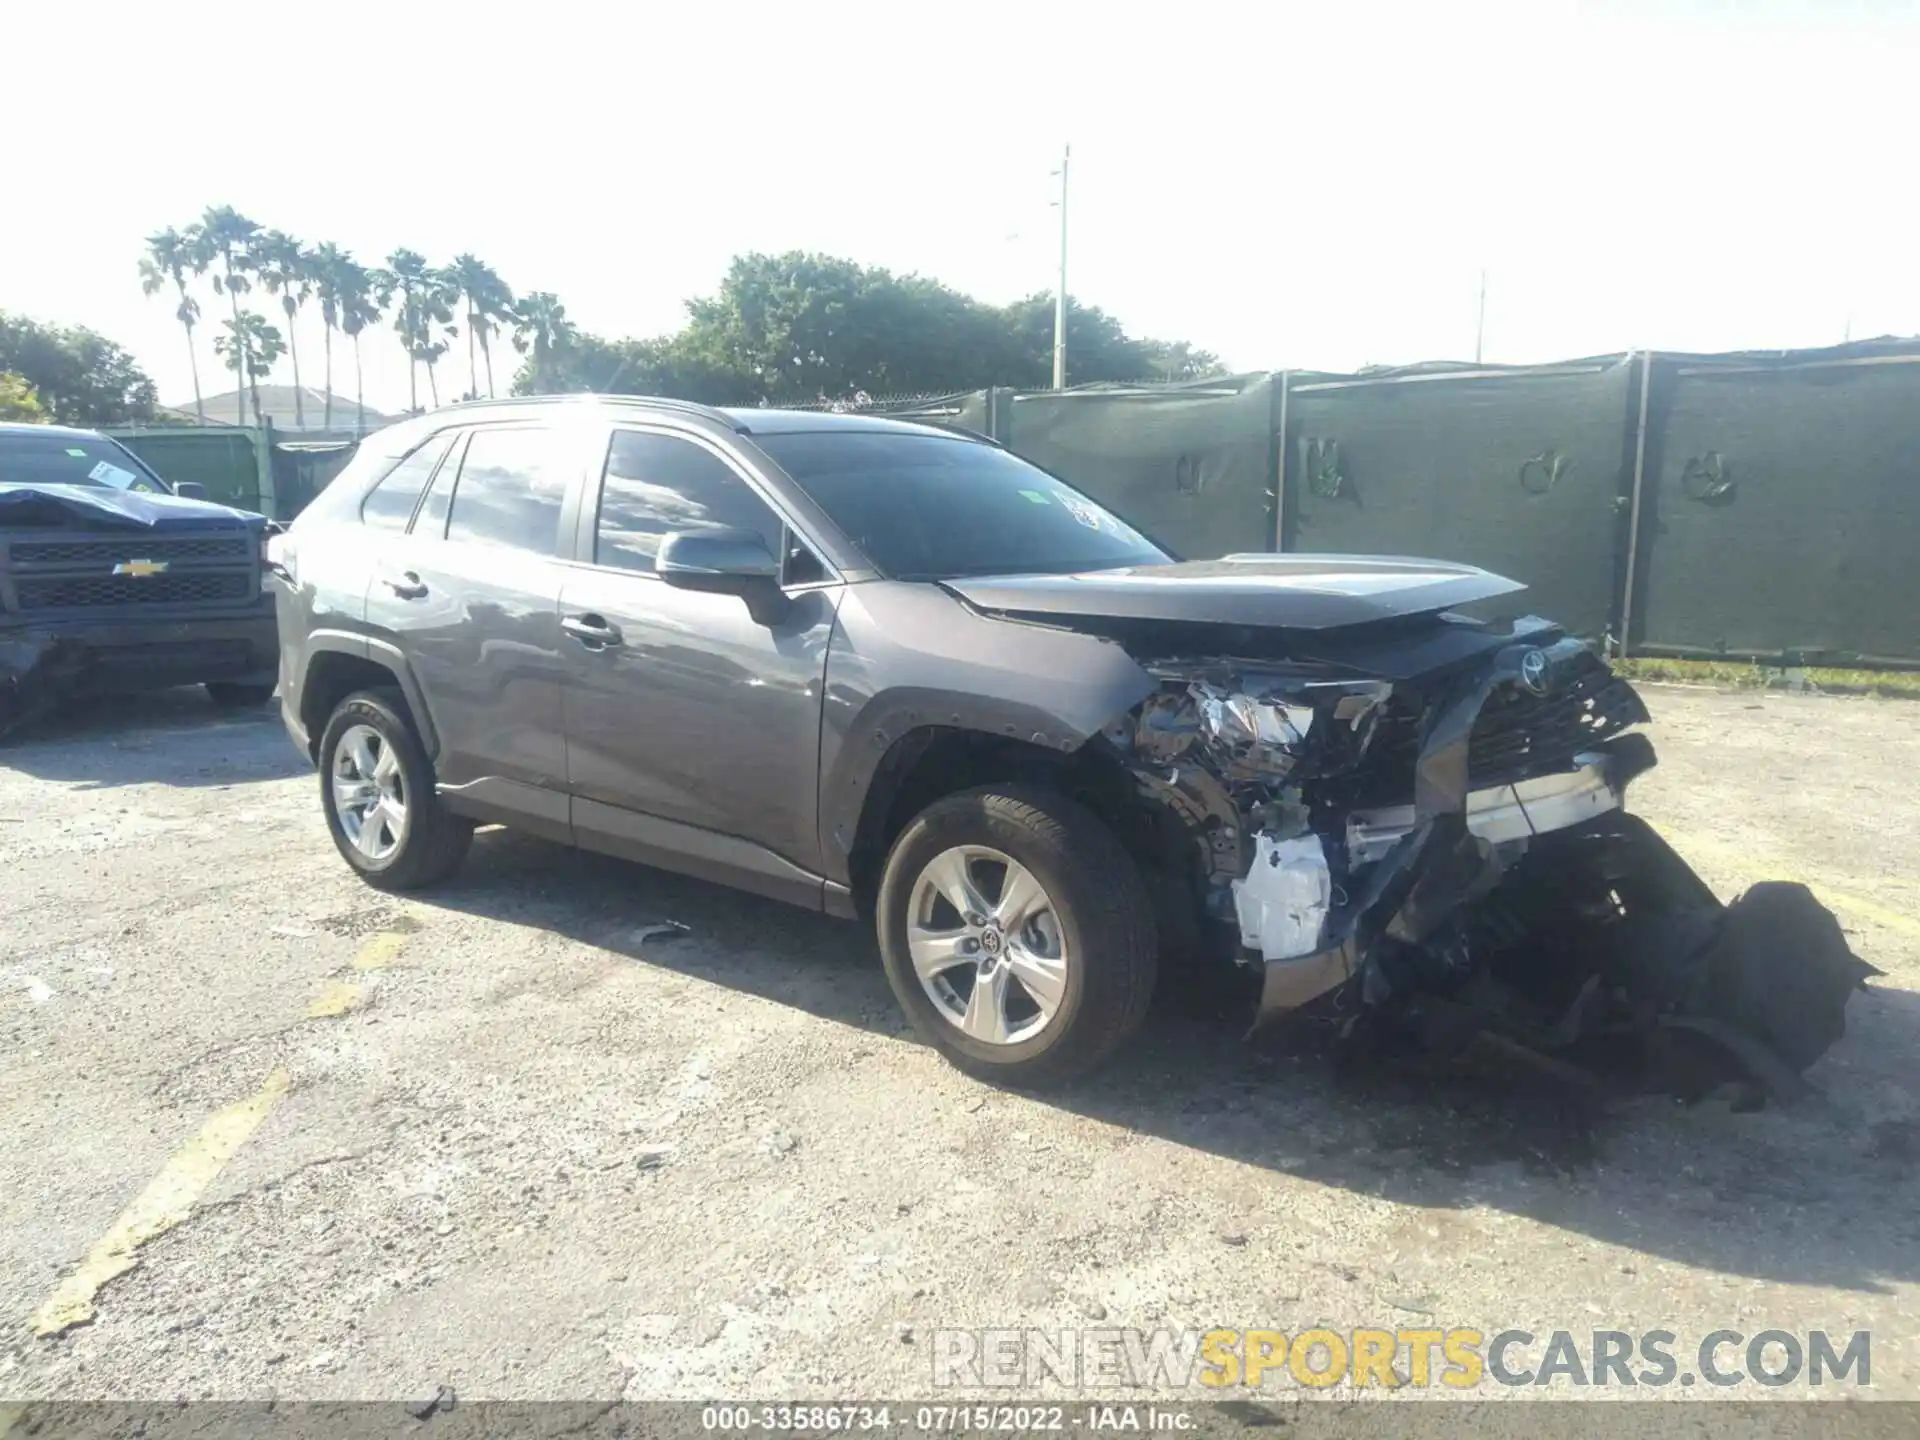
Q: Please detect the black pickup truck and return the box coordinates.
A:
[1,423,279,735]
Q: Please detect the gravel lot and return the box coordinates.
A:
[2,684,1917,1406]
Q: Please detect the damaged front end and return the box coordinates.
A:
[1102,617,1878,1102]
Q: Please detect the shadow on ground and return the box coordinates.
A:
[422,827,1920,1297]
[0,689,307,789]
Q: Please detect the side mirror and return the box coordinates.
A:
[173,481,210,501]
[656,527,790,624]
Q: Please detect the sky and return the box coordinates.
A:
[7,0,1919,415]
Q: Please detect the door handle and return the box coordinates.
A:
[381,571,429,600]
[562,614,623,648]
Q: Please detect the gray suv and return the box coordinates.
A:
[272,396,1870,1090]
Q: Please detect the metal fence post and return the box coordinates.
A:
[1617,352,1654,657]
[1272,370,1291,552]
[255,420,278,519]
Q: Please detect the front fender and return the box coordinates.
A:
[816,581,1155,883]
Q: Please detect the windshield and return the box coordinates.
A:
[752,430,1171,581]
[0,432,170,493]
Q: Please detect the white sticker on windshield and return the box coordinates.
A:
[87,460,142,490]
[1061,497,1103,531]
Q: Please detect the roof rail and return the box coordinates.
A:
[442,393,747,431]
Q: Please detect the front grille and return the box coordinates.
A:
[1350,657,1650,804]
[9,534,252,565]
[1465,665,1649,786]
[16,572,254,611]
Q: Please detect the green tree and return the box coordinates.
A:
[384,249,433,413]
[513,249,1220,406]
[415,273,458,407]
[997,292,1160,388]
[254,231,314,426]
[341,262,385,433]
[511,330,750,403]
[679,252,1003,404]
[1138,339,1226,382]
[213,311,286,428]
[195,206,261,401]
[0,372,43,422]
[443,254,514,400]
[509,292,578,393]
[137,226,207,423]
[309,242,351,431]
[0,312,158,425]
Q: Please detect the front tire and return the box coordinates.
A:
[876,784,1157,1087]
[318,689,472,890]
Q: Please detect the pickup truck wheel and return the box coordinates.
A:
[318,689,472,891]
[876,784,1157,1088]
[205,680,277,708]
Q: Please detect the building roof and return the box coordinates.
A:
[166,387,393,431]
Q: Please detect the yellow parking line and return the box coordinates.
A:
[305,980,366,1019]
[351,931,409,972]
[305,930,413,1019]
[1655,824,1920,939]
[31,1069,291,1337]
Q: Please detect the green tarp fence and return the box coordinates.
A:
[105,426,266,514]
[100,425,361,523]
[943,341,1919,665]
[270,442,359,518]
[1630,348,1920,665]
[1281,358,1636,638]
[1005,374,1280,562]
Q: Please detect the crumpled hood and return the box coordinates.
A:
[942,554,1525,630]
[0,483,263,533]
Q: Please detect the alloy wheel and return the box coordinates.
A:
[330,723,408,863]
[906,844,1070,1046]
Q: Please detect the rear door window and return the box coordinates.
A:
[360,432,455,531]
[442,427,569,554]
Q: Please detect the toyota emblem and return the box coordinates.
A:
[1519,648,1551,696]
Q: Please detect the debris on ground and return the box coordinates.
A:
[629,922,691,954]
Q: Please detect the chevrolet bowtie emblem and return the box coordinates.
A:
[113,558,169,578]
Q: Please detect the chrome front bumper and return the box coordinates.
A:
[1342,754,1623,866]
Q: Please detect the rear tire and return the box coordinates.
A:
[318,688,472,891]
[876,784,1157,1087]
[205,680,277,708]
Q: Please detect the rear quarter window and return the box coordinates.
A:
[359,432,456,532]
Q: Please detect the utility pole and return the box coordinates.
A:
[1052,144,1070,391]
[1474,268,1487,364]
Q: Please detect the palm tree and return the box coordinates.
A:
[442,255,515,400]
[254,231,313,427]
[213,311,286,429]
[511,292,577,393]
[385,249,432,413]
[420,337,450,407]
[413,274,459,407]
[137,226,206,423]
[309,242,351,431]
[342,263,386,436]
[196,207,261,414]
